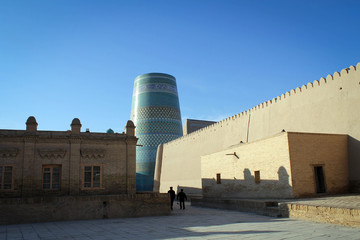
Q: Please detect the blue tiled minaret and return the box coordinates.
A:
[131,73,183,191]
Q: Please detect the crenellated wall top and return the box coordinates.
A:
[164,62,360,145]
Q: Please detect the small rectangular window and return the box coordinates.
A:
[216,173,221,184]
[83,165,102,189]
[93,166,101,187]
[0,166,13,190]
[52,167,61,189]
[0,166,2,189]
[43,167,51,189]
[42,165,61,190]
[84,166,92,188]
[254,171,260,184]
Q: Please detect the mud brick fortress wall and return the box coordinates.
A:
[201,132,348,198]
[157,63,360,195]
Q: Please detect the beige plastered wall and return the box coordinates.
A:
[201,133,293,198]
[288,133,348,197]
[158,63,360,194]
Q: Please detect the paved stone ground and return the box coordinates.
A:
[1,202,359,240]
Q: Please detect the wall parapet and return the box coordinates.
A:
[167,63,359,145]
[0,193,170,224]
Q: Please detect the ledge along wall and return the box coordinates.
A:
[158,63,360,195]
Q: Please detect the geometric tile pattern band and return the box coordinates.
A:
[130,73,183,191]
[136,120,183,135]
[135,106,181,120]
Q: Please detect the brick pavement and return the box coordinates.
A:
[1,202,359,240]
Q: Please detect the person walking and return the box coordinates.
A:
[177,189,187,210]
[168,187,176,210]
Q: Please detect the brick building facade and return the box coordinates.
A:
[0,116,137,198]
[0,117,170,224]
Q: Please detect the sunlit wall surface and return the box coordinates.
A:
[131,73,183,191]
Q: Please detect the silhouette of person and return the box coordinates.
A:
[168,187,176,210]
[177,189,187,210]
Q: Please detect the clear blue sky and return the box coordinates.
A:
[1,0,359,132]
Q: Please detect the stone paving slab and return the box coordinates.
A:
[1,203,359,240]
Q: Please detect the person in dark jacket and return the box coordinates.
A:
[168,187,176,210]
[177,189,187,210]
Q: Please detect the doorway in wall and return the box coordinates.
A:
[314,166,326,193]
